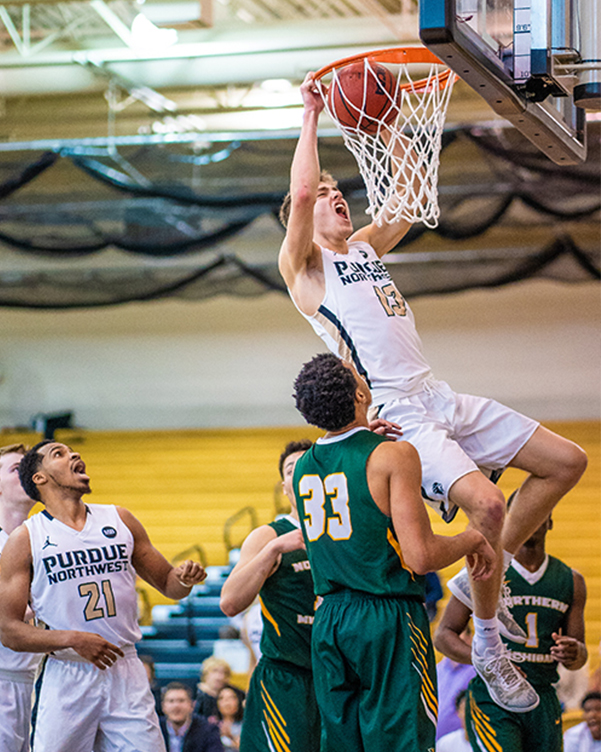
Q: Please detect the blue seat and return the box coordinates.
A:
[135,639,214,664]
[153,663,201,693]
[152,596,225,621]
[182,596,225,618]
[151,616,231,641]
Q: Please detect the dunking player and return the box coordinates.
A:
[220,439,320,752]
[435,498,588,751]
[0,440,206,752]
[278,71,587,712]
[0,444,41,752]
[291,353,495,751]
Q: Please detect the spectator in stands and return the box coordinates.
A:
[0,443,41,752]
[0,439,206,752]
[435,623,476,741]
[140,653,163,716]
[563,691,601,752]
[435,691,472,752]
[556,660,591,711]
[195,657,232,722]
[213,625,250,674]
[160,682,225,752]
[213,684,244,750]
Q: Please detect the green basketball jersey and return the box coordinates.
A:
[293,428,426,600]
[502,555,574,688]
[258,516,315,670]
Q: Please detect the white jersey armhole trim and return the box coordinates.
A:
[274,514,301,529]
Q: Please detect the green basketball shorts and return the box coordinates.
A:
[240,656,320,752]
[312,590,437,752]
[466,677,562,752]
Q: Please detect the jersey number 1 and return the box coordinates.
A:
[524,612,539,648]
[79,580,117,621]
[299,473,353,542]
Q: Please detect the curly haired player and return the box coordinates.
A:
[290,352,495,751]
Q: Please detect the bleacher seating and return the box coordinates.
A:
[136,566,236,688]
[4,421,598,692]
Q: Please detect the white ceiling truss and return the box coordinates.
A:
[0,0,443,144]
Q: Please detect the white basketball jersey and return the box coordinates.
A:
[25,504,141,649]
[0,528,41,676]
[293,241,432,403]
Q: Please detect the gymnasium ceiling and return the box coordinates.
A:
[0,0,496,143]
[0,0,598,304]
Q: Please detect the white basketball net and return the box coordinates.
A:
[316,55,456,229]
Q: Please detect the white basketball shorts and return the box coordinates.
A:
[32,647,166,752]
[0,670,35,752]
[376,378,539,520]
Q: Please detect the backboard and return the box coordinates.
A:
[420,0,589,163]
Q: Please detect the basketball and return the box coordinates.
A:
[327,60,398,134]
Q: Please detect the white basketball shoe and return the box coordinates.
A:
[471,641,540,713]
[447,567,528,643]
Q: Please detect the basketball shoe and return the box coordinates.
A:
[472,642,540,713]
[447,567,528,643]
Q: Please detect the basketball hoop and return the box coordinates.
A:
[314,47,457,229]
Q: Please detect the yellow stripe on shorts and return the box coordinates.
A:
[261,680,291,750]
[468,692,502,752]
[407,613,438,722]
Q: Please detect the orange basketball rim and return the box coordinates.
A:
[311,46,459,230]
[313,47,457,93]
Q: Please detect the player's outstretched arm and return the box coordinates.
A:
[117,507,206,599]
[433,594,473,664]
[220,525,305,617]
[0,525,124,669]
[368,441,495,578]
[278,72,324,303]
[551,569,588,670]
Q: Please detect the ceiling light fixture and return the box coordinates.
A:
[90,0,178,52]
[260,79,293,93]
[130,13,178,50]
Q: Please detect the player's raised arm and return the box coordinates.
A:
[278,73,324,294]
[117,507,206,599]
[220,525,304,617]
